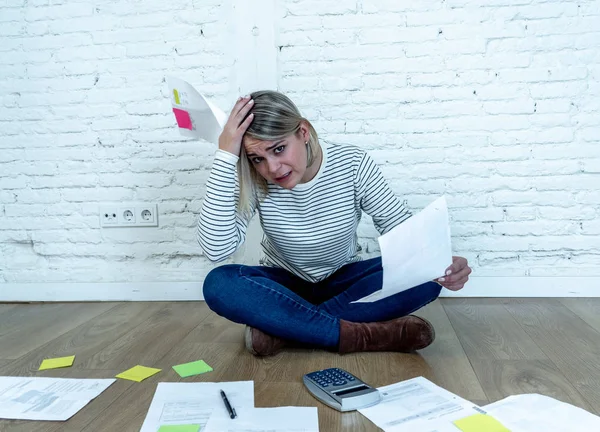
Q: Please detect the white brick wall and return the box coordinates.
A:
[1,0,599,293]
[0,0,231,285]
[277,0,600,280]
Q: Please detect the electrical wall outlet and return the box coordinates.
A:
[100,210,119,226]
[135,204,158,226]
[99,203,159,228]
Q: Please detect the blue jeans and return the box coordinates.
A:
[203,257,442,349]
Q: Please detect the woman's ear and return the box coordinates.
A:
[298,121,310,142]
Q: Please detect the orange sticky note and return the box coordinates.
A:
[116,365,161,382]
[454,413,511,432]
[173,108,193,130]
[38,355,75,371]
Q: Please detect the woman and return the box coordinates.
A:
[198,91,471,356]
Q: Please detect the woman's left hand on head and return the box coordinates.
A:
[435,256,471,291]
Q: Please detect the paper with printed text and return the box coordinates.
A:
[140,381,254,432]
[0,377,115,421]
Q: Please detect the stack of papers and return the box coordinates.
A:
[141,381,319,432]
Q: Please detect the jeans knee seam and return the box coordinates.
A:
[238,268,337,325]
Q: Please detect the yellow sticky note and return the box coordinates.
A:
[116,365,161,382]
[173,89,181,105]
[454,413,510,432]
[38,355,75,371]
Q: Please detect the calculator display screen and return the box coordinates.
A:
[332,385,370,397]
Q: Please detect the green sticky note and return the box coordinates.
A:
[115,365,161,382]
[39,355,75,371]
[454,413,510,432]
[172,360,213,378]
[157,425,200,432]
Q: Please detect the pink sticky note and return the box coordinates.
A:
[173,108,193,130]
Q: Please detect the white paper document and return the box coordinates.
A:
[167,76,227,143]
[484,393,600,431]
[139,381,255,432]
[358,377,485,432]
[0,376,115,421]
[354,196,452,303]
[204,406,319,432]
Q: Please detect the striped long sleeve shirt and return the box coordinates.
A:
[197,143,412,283]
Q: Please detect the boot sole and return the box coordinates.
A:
[244,326,259,356]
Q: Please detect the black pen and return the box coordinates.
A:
[220,389,237,419]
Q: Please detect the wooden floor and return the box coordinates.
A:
[0,298,599,431]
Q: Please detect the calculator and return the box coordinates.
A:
[303,368,381,412]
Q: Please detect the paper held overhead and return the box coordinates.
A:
[353,196,452,303]
[167,77,227,144]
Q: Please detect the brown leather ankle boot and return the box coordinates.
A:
[244,326,287,356]
[338,315,435,354]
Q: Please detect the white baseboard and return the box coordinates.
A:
[0,277,598,302]
[440,276,600,297]
[0,282,204,302]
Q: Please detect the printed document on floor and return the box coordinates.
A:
[139,381,254,432]
[203,406,319,432]
[483,393,600,431]
[358,376,485,432]
[0,377,115,421]
[354,196,452,303]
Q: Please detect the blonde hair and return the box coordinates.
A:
[237,90,320,216]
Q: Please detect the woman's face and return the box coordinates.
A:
[243,125,310,189]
